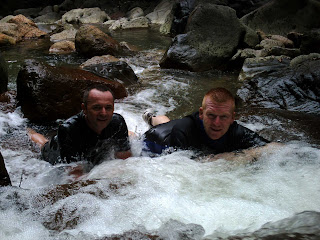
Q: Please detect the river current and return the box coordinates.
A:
[1,28,320,239]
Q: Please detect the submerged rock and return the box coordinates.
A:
[16,59,127,122]
[223,211,320,239]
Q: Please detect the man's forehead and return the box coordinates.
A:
[205,99,234,109]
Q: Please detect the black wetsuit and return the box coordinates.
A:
[144,112,269,154]
[42,112,130,165]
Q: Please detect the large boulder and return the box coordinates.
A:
[237,54,320,114]
[16,60,127,122]
[160,3,244,71]
[0,51,8,94]
[75,25,122,58]
[241,0,320,36]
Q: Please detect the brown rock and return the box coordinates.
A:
[49,40,75,54]
[0,33,16,45]
[7,14,46,41]
[16,59,127,122]
[75,25,121,58]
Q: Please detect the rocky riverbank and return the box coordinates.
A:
[0,0,320,121]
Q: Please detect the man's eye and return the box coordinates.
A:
[93,106,101,110]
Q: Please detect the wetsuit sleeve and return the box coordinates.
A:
[231,123,270,151]
[169,117,197,149]
[57,123,81,163]
[112,115,131,152]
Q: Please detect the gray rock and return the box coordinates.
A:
[160,3,244,71]
[237,55,320,114]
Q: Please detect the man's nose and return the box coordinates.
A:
[100,107,107,115]
[213,116,221,125]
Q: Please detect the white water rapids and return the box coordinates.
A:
[0,31,320,239]
[1,88,320,239]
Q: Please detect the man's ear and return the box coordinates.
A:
[199,107,203,120]
[232,112,235,121]
[81,103,86,113]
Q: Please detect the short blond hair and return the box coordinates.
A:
[202,87,235,111]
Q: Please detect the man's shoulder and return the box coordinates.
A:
[171,112,199,131]
[59,112,84,133]
[112,113,125,122]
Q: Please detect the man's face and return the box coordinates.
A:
[81,89,114,134]
[199,98,235,140]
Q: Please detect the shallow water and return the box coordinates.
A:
[1,28,320,239]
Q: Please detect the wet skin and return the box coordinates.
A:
[199,99,235,140]
[81,89,114,135]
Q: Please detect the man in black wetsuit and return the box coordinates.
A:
[29,84,132,166]
[143,87,272,159]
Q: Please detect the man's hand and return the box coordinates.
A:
[115,150,132,160]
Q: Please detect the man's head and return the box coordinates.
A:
[81,84,115,135]
[199,87,235,140]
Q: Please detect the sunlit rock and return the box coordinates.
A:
[16,59,127,122]
[62,7,110,24]
[0,33,16,46]
[80,55,120,67]
[49,40,75,54]
[126,7,144,20]
[49,24,77,42]
[160,4,244,71]
[75,25,122,58]
[146,0,175,25]
[6,14,46,41]
[121,17,149,30]
[237,55,320,114]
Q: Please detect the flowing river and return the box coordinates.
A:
[1,28,320,239]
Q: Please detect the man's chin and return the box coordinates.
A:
[208,132,222,140]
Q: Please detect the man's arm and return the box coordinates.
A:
[207,142,282,163]
[57,124,81,163]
